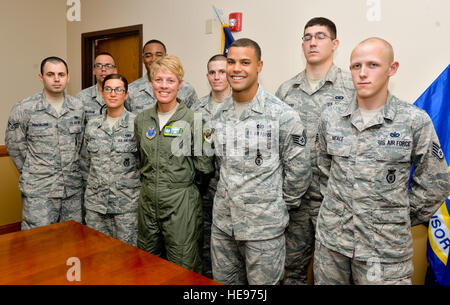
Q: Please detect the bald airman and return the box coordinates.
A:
[313,37,450,284]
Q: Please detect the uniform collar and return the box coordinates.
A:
[198,91,231,114]
[147,99,188,126]
[217,85,264,120]
[294,64,340,95]
[343,92,398,131]
[35,91,76,114]
[98,108,131,132]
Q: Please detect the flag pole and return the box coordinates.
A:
[212,5,224,25]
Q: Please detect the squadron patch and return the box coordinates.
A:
[386,168,396,184]
[146,126,156,140]
[432,142,444,160]
[292,130,306,146]
[203,128,214,144]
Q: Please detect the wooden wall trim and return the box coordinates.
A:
[0,222,21,235]
[0,145,8,157]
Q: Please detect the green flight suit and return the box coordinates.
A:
[134,101,213,273]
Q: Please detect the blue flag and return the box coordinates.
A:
[416,65,450,285]
[221,24,235,56]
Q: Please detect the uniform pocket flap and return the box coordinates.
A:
[87,143,99,153]
[69,125,82,134]
[372,207,407,224]
[327,143,351,157]
[115,143,138,153]
[116,179,141,189]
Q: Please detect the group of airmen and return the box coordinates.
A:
[5,17,450,285]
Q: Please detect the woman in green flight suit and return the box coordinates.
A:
[134,55,213,273]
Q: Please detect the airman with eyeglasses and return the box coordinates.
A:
[104,86,126,95]
[275,17,355,285]
[94,63,116,70]
[76,52,118,123]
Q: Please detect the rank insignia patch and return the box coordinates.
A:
[432,142,444,160]
[292,130,306,146]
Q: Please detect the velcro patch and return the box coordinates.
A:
[164,126,183,137]
[292,131,306,146]
[432,142,444,160]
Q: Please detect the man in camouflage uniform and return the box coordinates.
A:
[210,39,311,285]
[275,17,355,285]
[314,37,450,284]
[126,39,198,113]
[76,52,117,122]
[192,54,231,278]
[5,56,84,230]
[81,74,140,246]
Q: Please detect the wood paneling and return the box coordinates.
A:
[0,222,21,235]
[0,145,8,157]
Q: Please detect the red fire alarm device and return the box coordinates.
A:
[229,12,242,32]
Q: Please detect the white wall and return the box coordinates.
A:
[1,0,449,144]
[0,0,67,145]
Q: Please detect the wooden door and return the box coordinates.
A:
[82,25,143,89]
[95,34,140,85]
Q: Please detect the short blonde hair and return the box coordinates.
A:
[149,55,184,82]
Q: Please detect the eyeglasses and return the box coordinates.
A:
[94,63,116,70]
[104,87,126,95]
[302,32,332,42]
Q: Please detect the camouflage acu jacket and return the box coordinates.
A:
[6,91,84,198]
[210,86,312,241]
[316,93,450,263]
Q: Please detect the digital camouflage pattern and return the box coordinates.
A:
[210,85,312,241]
[6,91,85,228]
[76,85,106,123]
[126,74,199,114]
[81,109,140,215]
[211,224,286,285]
[275,64,354,210]
[275,64,355,284]
[316,93,450,264]
[313,241,413,285]
[85,209,138,246]
[192,93,223,278]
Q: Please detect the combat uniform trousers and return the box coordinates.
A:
[211,224,286,285]
[85,210,138,246]
[313,241,413,285]
[283,197,321,284]
[21,191,83,230]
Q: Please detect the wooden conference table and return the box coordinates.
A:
[0,221,220,285]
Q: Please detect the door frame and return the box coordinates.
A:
[81,24,143,89]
